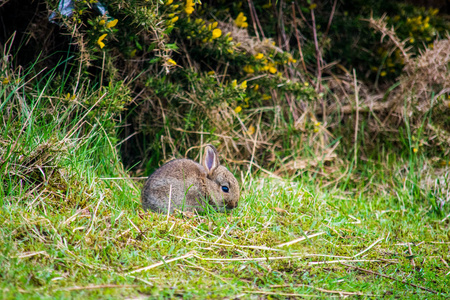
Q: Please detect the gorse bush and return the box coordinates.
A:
[1,0,449,176]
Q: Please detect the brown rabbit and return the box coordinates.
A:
[141,145,240,213]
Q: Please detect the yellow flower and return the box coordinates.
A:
[409,38,415,43]
[231,79,237,88]
[304,82,309,86]
[413,148,418,153]
[185,0,195,15]
[2,77,9,84]
[265,62,277,74]
[234,106,242,113]
[262,94,271,100]
[234,12,248,28]
[207,71,215,75]
[165,0,173,5]
[171,16,179,23]
[243,65,255,73]
[314,121,321,126]
[65,93,76,100]
[106,19,118,29]
[380,71,387,77]
[130,49,137,58]
[309,3,317,10]
[253,84,259,90]
[212,28,222,39]
[167,59,177,65]
[240,81,247,90]
[247,125,256,135]
[255,53,264,60]
[211,22,218,29]
[243,97,250,108]
[97,34,107,49]
[99,19,106,26]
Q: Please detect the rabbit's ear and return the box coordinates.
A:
[203,145,219,175]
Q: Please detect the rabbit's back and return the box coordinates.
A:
[141,159,208,213]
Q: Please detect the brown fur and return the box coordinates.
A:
[141,145,240,213]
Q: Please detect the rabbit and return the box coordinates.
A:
[141,145,240,213]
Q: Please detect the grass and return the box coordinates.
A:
[1,65,449,299]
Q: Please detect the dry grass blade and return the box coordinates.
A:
[244,290,324,297]
[308,259,392,265]
[341,263,439,294]
[270,284,375,296]
[353,238,383,258]
[276,232,325,248]
[126,251,196,275]
[194,254,356,263]
[56,284,140,291]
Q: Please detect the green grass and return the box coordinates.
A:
[1,65,449,299]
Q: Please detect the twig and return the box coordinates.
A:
[341,263,438,294]
[247,0,260,40]
[323,0,338,40]
[249,0,265,39]
[279,0,289,50]
[310,4,322,93]
[291,2,307,73]
[276,232,325,248]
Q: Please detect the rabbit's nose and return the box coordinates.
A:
[226,201,238,209]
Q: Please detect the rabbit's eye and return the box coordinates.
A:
[221,186,229,193]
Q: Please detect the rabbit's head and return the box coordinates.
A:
[202,145,240,210]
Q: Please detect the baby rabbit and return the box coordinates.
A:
[141,145,240,213]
